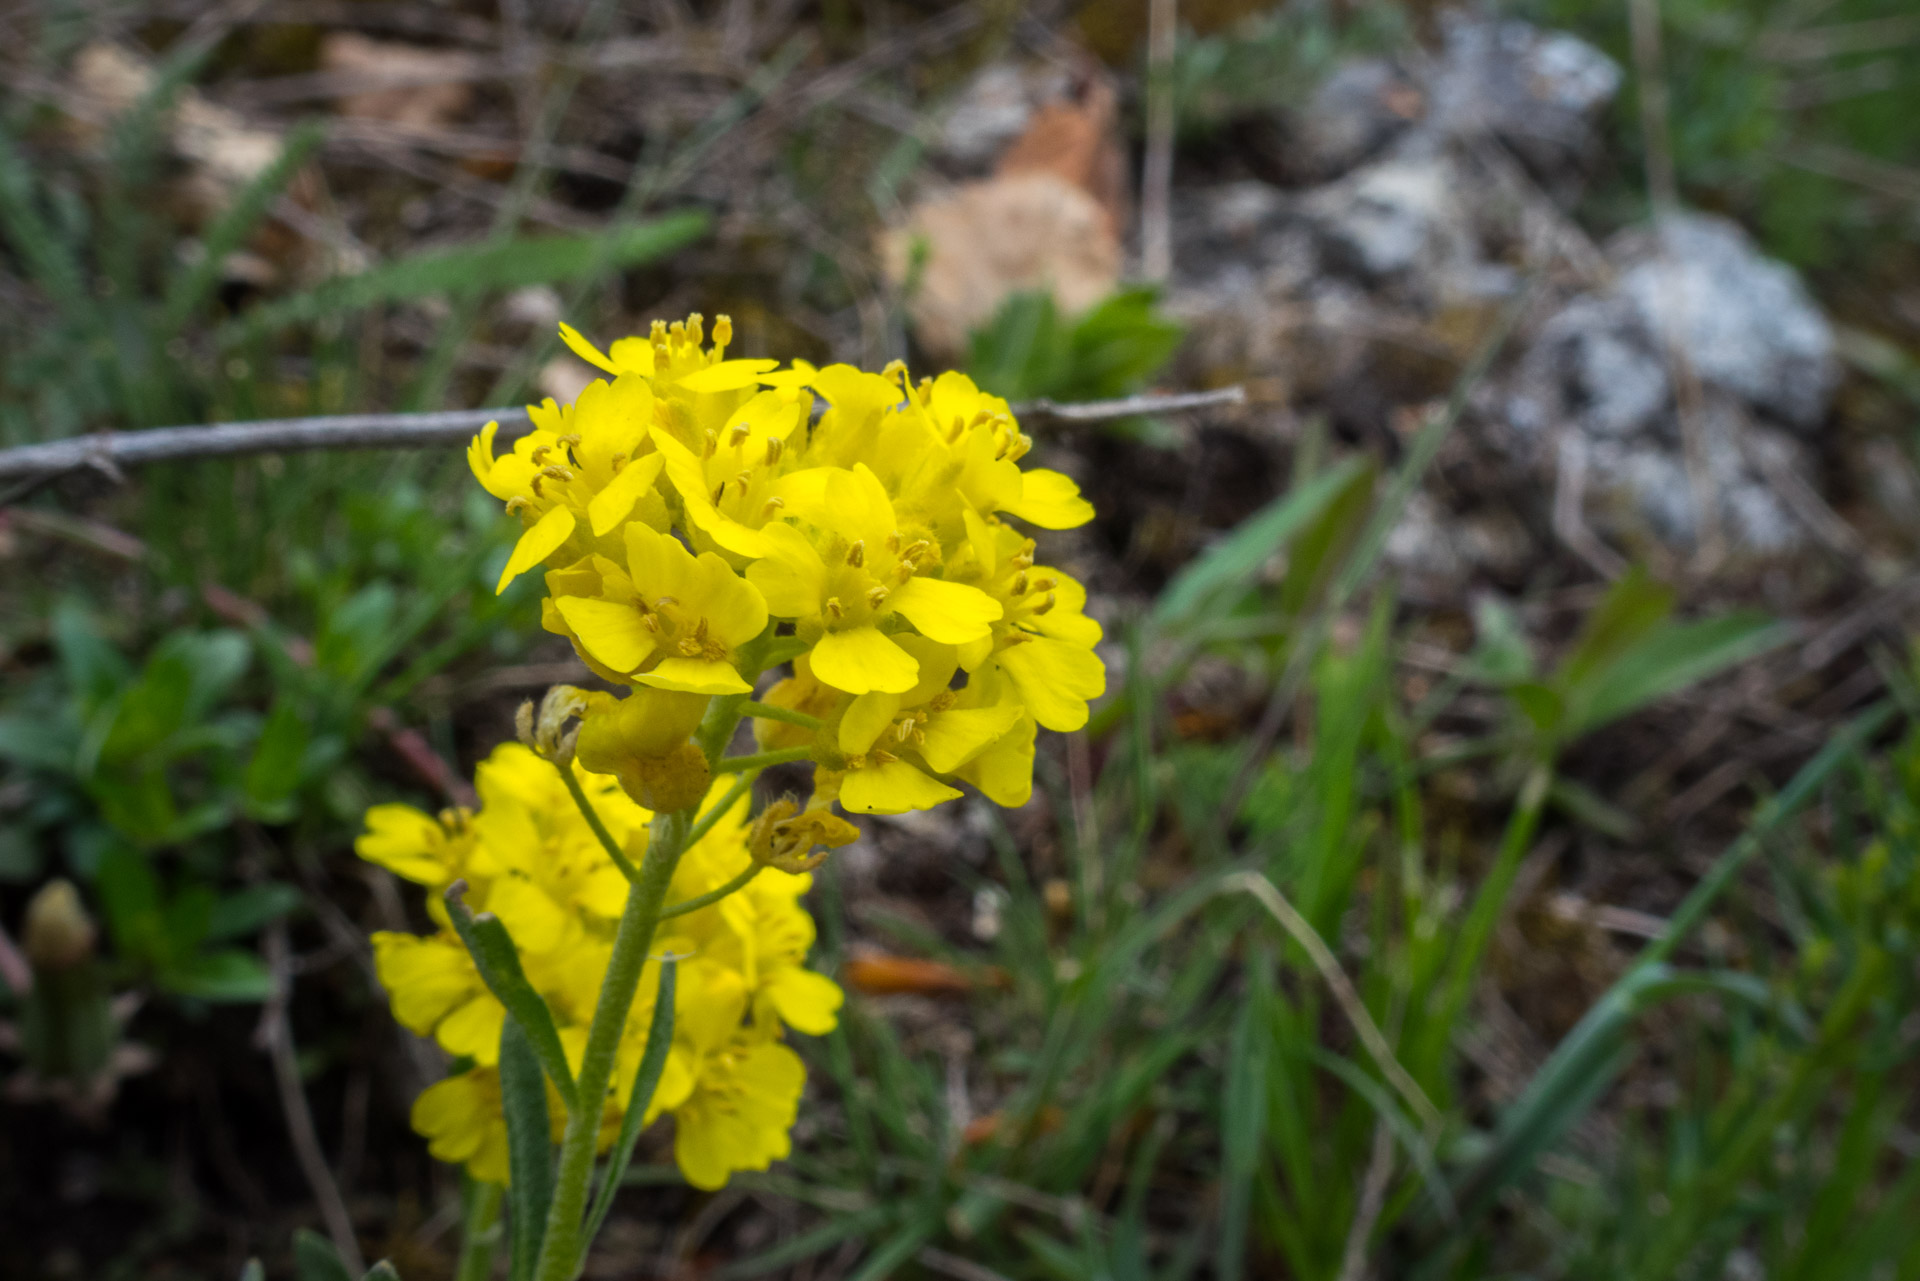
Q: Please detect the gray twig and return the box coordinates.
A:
[259,923,365,1276]
[0,387,1246,488]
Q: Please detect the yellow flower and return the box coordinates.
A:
[363,741,841,1191]
[553,523,768,695]
[824,636,1025,813]
[747,464,1002,694]
[666,967,808,1191]
[413,1068,512,1185]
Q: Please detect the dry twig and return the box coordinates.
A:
[0,387,1246,489]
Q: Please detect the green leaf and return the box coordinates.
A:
[293,1228,355,1281]
[1217,961,1271,1281]
[1151,457,1371,631]
[1570,611,1790,739]
[96,843,164,961]
[1066,286,1186,399]
[500,1019,556,1281]
[245,697,312,816]
[221,212,710,345]
[206,882,303,942]
[582,959,677,1249]
[966,290,1070,401]
[0,716,76,773]
[1468,594,1536,684]
[162,948,276,1002]
[444,885,575,1103]
[1557,565,1674,697]
[51,600,129,711]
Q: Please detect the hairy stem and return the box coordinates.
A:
[532,806,690,1281]
[715,746,813,774]
[660,865,762,921]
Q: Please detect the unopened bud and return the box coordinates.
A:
[24,880,96,971]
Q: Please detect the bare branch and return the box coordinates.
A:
[0,387,1246,489]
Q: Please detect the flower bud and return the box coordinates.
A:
[23,880,96,971]
[575,687,714,813]
[748,797,860,874]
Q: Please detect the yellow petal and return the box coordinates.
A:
[998,637,1106,732]
[466,420,500,487]
[884,577,1002,644]
[356,805,449,883]
[676,358,780,393]
[587,450,666,536]
[559,322,619,374]
[840,760,962,814]
[838,691,901,755]
[556,597,656,673]
[764,968,843,1035]
[745,523,828,618]
[436,993,507,1064]
[1005,468,1095,529]
[639,656,752,695]
[957,712,1036,807]
[497,506,576,594]
[810,627,918,694]
[607,335,656,375]
[917,703,1024,774]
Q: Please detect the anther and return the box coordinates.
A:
[530,446,552,465]
[866,585,890,609]
[541,464,574,481]
[885,531,900,553]
[845,540,865,568]
[825,597,844,619]
[1031,576,1057,594]
[505,496,529,514]
[1034,593,1057,615]
[761,496,786,518]
[1011,572,1029,595]
[729,423,752,447]
[558,433,582,447]
[765,437,783,466]
[872,749,899,765]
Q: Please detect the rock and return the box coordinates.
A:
[320,33,481,130]
[1292,58,1424,180]
[1612,213,1837,430]
[1304,157,1467,282]
[1509,294,1672,442]
[1425,14,1621,184]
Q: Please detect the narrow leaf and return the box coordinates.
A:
[1152,457,1369,630]
[444,884,575,1103]
[501,1019,557,1281]
[292,1228,355,1281]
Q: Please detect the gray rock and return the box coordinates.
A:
[1302,155,1474,285]
[1426,14,1622,180]
[1293,57,1423,179]
[1509,295,1671,442]
[1614,213,1837,430]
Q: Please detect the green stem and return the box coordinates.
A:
[532,807,691,1281]
[555,759,641,882]
[660,865,761,921]
[739,699,822,731]
[688,771,756,847]
[455,1177,503,1281]
[715,746,813,774]
[1423,761,1553,1072]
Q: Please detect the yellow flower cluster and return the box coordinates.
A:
[468,316,1106,816]
[357,743,842,1190]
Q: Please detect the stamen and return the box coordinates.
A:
[504,496,529,514]
[825,597,844,619]
[1031,576,1057,594]
[702,430,718,459]
[1033,593,1056,615]
[761,496,786,518]
[866,585,890,609]
[530,446,552,465]
[885,531,900,553]
[541,464,574,482]
[765,437,783,466]
[1011,572,1029,596]
[729,423,752,448]
[846,540,865,568]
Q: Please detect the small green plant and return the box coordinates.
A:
[966,286,1185,404]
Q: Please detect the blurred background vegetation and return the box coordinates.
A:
[1,0,1919,1278]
